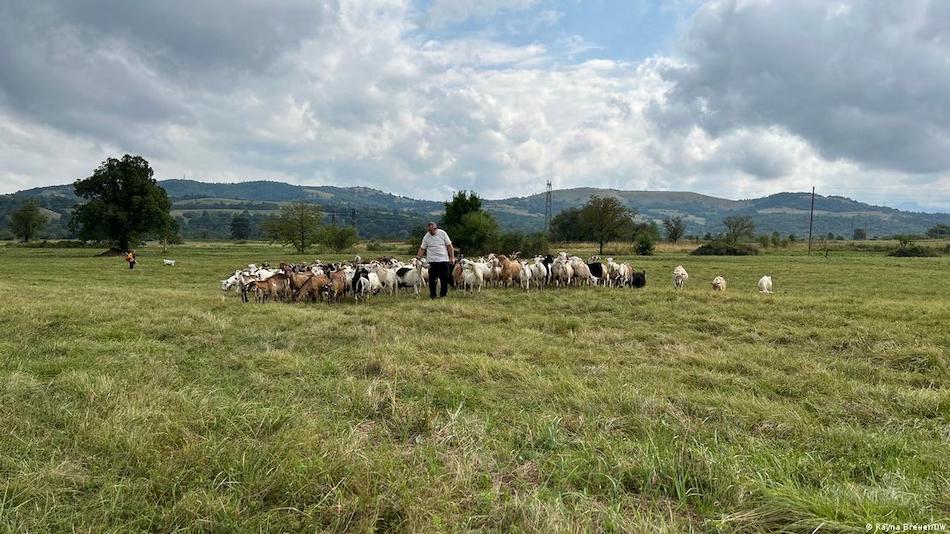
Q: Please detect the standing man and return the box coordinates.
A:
[416,222,455,299]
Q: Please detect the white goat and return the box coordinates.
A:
[758,275,773,294]
[712,276,727,291]
[673,265,689,289]
[460,259,484,292]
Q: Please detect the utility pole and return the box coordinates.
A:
[544,180,553,233]
[807,186,816,255]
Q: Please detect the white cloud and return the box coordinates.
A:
[0,0,948,212]
[423,0,540,27]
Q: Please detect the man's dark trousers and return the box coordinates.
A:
[428,261,452,299]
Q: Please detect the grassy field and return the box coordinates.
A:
[1,242,948,532]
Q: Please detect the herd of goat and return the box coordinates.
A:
[220,252,775,303]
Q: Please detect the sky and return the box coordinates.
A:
[1,0,949,212]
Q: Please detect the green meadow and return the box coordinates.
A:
[1,243,947,532]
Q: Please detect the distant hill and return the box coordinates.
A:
[1,179,947,241]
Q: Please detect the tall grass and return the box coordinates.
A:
[0,243,947,532]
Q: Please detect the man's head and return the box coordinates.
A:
[426,222,438,235]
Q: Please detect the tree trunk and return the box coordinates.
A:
[599,240,604,254]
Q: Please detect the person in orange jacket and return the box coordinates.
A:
[125,250,137,269]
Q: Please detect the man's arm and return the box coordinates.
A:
[415,246,425,260]
[447,244,455,263]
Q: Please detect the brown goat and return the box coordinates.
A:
[496,255,523,288]
[252,273,291,303]
[295,273,330,302]
[327,271,348,303]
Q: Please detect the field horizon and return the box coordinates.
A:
[1,242,948,532]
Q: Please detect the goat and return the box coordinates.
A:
[712,276,727,291]
[460,258,484,292]
[672,265,688,289]
[569,256,594,286]
[758,275,773,294]
[496,255,523,288]
[351,265,372,303]
[552,255,574,287]
[631,270,646,288]
[394,258,425,295]
[295,273,330,302]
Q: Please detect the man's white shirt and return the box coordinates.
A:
[420,229,452,262]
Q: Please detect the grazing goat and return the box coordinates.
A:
[758,275,773,294]
[352,265,372,303]
[632,270,647,288]
[295,273,330,302]
[163,259,176,266]
[252,273,291,303]
[587,258,608,286]
[672,265,689,289]
[712,276,727,291]
[327,270,348,303]
[616,263,633,287]
[569,256,594,286]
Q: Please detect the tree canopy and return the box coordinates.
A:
[722,215,756,244]
[9,199,48,242]
[230,211,251,240]
[321,225,360,252]
[263,202,323,253]
[70,155,174,251]
[549,208,586,242]
[441,191,498,255]
[662,216,686,243]
[579,195,634,254]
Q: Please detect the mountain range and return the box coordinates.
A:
[2,179,947,241]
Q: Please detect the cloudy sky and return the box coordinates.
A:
[2,0,949,211]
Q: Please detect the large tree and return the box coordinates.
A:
[263,202,322,253]
[441,190,499,255]
[549,207,587,242]
[9,199,48,242]
[70,155,174,251]
[579,195,634,254]
[442,191,483,230]
[722,215,755,244]
[230,210,251,240]
[662,216,687,243]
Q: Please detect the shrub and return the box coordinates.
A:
[888,245,938,257]
[366,240,385,252]
[321,226,360,252]
[690,241,760,256]
[634,234,655,256]
[888,237,938,257]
